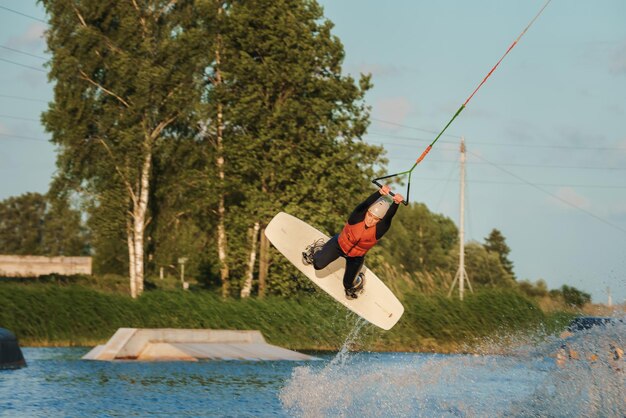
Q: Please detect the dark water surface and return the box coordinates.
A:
[1,321,624,417]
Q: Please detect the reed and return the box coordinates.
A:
[0,282,570,352]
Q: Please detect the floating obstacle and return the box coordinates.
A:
[82,328,319,362]
[0,328,27,370]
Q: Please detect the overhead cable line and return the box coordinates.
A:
[0,93,48,103]
[0,45,47,60]
[367,130,626,151]
[373,145,626,170]
[370,117,445,136]
[411,175,626,190]
[0,114,40,122]
[0,5,47,23]
[0,132,48,142]
[0,57,46,73]
[467,149,626,235]
[378,153,626,171]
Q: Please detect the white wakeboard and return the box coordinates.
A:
[264,212,404,330]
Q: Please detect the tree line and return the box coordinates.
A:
[0,0,589,306]
[35,0,382,298]
[0,189,589,307]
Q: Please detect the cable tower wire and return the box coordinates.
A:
[372,0,553,204]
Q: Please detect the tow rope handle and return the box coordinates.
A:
[371,141,432,206]
[372,175,411,206]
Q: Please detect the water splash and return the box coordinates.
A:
[329,317,368,368]
[507,317,625,417]
[280,316,625,417]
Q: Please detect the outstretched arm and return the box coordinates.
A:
[376,193,404,239]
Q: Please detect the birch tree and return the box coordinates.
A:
[209,3,230,297]
[41,0,211,297]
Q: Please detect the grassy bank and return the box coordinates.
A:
[0,280,571,352]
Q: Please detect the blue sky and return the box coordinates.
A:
[1,1,625,303]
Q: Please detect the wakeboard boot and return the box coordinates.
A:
[345,272,365,300]
[302,238,325,266]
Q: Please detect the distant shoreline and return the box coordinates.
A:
[0,280,575,353]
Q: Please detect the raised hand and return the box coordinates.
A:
[393,193,405,204]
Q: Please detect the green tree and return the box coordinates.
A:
[40,0,212,297]
[518,279,549,298]
[484,228,515,279]
[41,193,89,256]
[379,202,457,274]
[207,0,385,296]
[0,193,46,255]
[560,284,591,308]
[0,192,87,256]
[146,137,215,284]
[464,241,515,288]
[85,184,129,275]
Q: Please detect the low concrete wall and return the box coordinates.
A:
[0,255,92,277]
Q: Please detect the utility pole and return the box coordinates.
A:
[448,137,473,300]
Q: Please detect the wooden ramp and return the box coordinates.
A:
[82,328,319,362]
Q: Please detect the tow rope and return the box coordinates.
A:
[373,0,552,204]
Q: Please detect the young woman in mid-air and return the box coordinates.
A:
[302,184,404,299]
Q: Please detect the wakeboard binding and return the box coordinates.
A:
[345,272,365,300]
[302,238,325,266]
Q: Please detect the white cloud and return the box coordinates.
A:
[5,23,47,51]
[373,97,412,127]
[552,187,591,211]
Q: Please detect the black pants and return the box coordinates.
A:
[312,235,364,290]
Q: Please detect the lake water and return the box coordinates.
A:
[1,320,624,417]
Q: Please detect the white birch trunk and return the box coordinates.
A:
[215,12,229,298]
[241,222,260,298]
[257,184,270,298]
[258,229,270,298]
[132,150,152,297]
[216,106,229,297]
[127,218,137,299]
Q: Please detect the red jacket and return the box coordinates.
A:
[337,191,399,257]
[338,221,378,257]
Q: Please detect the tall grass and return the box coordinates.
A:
[0,282,568,351]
